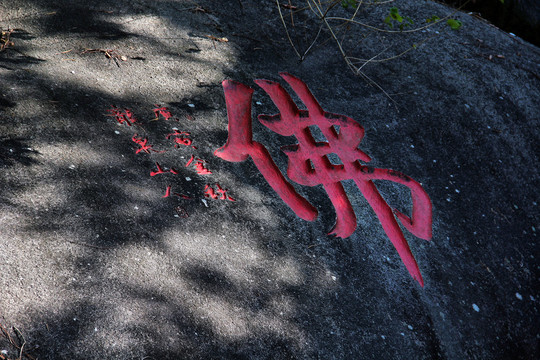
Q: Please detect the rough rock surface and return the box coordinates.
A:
[0,1,538,359]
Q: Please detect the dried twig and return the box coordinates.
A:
[81,48,127,67]
[0,29,15,52]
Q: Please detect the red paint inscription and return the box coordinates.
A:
[215,73,432,286]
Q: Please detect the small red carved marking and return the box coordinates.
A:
[132,134,164,154]
[175,206,189,218]
[107,105,137,126]
[184,155,212,174]
[151,162,179,176]
[166,129,197,149]
[174,193,192,199]
[152,105,177,121]
[150,162,167,176]
[163,185,172,198]
[204,183,235,201]
[185,155,195,167]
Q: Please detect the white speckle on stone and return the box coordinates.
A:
[381,335,386,339]
[1,350,7,355]
[410,144,415,148]
[472,304,480,312]
[174,214,179,218]
[201,199,208,207]
[185,177,191,181]
[446,198,451,202]
[408,325,413,330]
[331,276,337,281]
[530,295,536,301]
[114,130,120,135]
[509,32,516,36]
[94,327,98,332]
[516,293,523,300]
[471,281,475,285]
[69,164,76,169]
[71,70,75,74]
[532,226,536,232]
[499,96,504,100]
[256,101,262,105]
[400,332,405,336]
[450,174,454,178]
[433,159,437,163]
[455,189,460,193]
[134,206,139,210]
[514,204,519,209]
[533,202,537,206]
[188,103,195,108]
[464,104,470,109]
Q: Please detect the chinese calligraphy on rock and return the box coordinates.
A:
[215,73,432,286]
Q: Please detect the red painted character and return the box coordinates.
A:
[132,134,163,154]
[107,105,137,126]
[214,73,432,286]
[152,105,175,121]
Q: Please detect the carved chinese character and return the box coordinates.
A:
[215,73,432,286]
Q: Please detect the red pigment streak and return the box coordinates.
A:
[107,105,138,126]
[174,193,192,199]
[185,155,195,167]
[163,185,172,198]
[214,72,432,286]
[151,162,179,176]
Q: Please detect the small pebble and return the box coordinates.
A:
[185,177,191,181]
[407,325,413,330]
[114,130,120,135]
[188,103,195,108]
[255,101,262,105]
[472,304,480,312]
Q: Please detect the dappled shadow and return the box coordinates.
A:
[0,0,538,359]
[0,137,39,167]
